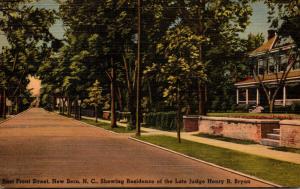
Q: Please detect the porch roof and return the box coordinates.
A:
[235,70,300,86]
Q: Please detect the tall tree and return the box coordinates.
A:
[156,25,207,142]
[162,0,254,115]
[86,80,103,123]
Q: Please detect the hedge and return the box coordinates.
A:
[143,112,177,131]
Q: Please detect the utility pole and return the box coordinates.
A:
[176,80,181,143]
[135,0,141,136]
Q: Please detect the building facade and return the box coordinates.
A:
[235,31,300,107]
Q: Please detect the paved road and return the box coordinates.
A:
[0,108,274,188]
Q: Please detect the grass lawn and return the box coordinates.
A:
[136,135,300,187]
[81,118,136,133]
[271,146,300,154]
[194,133,258,145]
[207,112,300,120]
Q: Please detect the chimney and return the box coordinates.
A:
[268,30,276,40]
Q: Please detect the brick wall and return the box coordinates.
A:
[183,116,279,143]
[280,120,300,148]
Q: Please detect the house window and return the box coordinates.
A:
[279,55,288,72]
[258,59,264,75]
[268,57,275,73]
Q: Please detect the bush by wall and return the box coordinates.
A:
[143,112,177,131]
[263,103,300,114]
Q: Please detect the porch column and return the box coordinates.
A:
[236,89,239,104]
[246,88,249,105]
[256,88,260,105]
[283,86,286,107]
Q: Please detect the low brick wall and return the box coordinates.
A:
[199,117,279,142]
[183,116,280,143]
[280,120,300,148]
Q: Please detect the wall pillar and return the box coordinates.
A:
[256,88,260,105]
[283,86,286,107]
[246,88,249,105]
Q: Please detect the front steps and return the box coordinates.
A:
[261,128,280,147]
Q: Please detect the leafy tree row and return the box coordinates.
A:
[38,0,260,130]
[38,0,299,134]
[0,0,58,117]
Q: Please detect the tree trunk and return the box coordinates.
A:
[74,97,78,119]
[3,89,6,119]
[62,98,65,115]
[116,86,123,112]
[198,81,207,115]
[111,57,117,128]
[52,96,56,112]
[79,100,82,120]
[128,94,136,130]
[135,0,142,136]
[122,54,136,129]
[15,97,18,114]
[95,105,98,123]
[147,80,152,111]
[67,97,71,117]
[176,81,181,143]
[269,100,274,113]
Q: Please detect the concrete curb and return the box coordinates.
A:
[0,108,32,126]
[129,137,282,188]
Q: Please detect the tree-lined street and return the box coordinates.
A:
[0,0,299,188]
[0,108,273,188]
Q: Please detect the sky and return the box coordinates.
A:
[2,0,272,97]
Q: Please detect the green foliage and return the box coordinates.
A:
[40,0,261,116]
[85,80,103,107]
[143,112,177,131]
[263,0,300,47]
[0,1,57,112]
[264,0,299,28]
[156,25,207,105]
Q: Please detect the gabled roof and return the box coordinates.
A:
[249,36,277,56]
[249,35,296,57]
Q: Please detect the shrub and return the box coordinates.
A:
[291,103,300,114]
[263,104,300,114]
[143,112,177,131]
[234,104,250,112]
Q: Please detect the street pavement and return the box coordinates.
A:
[0,108,274,188]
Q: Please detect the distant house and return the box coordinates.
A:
[235,30,300,107]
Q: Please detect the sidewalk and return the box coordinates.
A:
[82,115,300,164]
